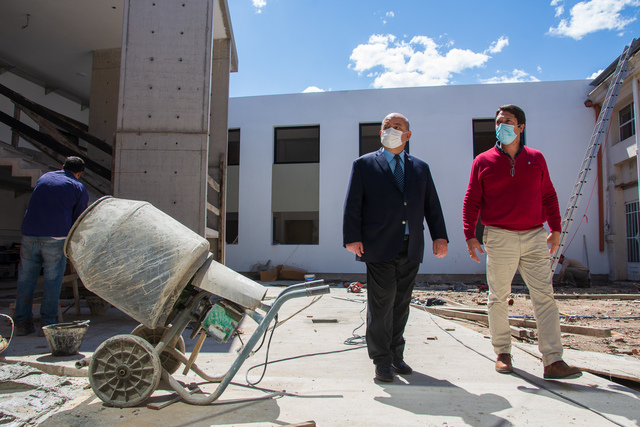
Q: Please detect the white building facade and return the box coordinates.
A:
[225,80,605,279]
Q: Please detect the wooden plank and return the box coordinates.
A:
[218,153,226,263]
[207,174,220,192]
[543,294,640,300]
[207,201,220,216]
[19,106,85,157]
[0,83,112,155]
[414,305,489,323]
[205,227,219,239]
[515,343,640,382]
[0,110,111,179]
[414,304,612,337]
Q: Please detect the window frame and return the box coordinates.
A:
[273,125,320,164]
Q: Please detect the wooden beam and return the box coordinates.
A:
[527,294,639,300]
[205,227,219,239]
[207,201,220,217]
[0,110,111,180]
[207,174,220,192]
[19,106,85,156]
[218,153,227,264]
[0,83,112,155]
[414,304,612,338]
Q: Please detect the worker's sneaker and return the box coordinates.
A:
[375,364,394,382]
[543,360,582,380]
[392,359,413,375]
[495,353,513,373]
[15,321,35,337]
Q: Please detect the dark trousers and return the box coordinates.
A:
[365,238,420,366]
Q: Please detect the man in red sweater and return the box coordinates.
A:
[462,105,581,380]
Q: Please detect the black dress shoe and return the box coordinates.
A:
[375,364,394,382]
[392,359,413,375]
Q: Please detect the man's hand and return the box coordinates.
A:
[466,238,485,263]
[433,239,448,258]
[547,231,561,255]
[346,242,364,257]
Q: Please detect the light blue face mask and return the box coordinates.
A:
[496,123,517,145]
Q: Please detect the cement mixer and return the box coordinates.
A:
[65,196,329,407]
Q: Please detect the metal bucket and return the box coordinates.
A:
[65,196,210,328]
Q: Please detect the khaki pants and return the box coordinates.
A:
[483,226,563,366]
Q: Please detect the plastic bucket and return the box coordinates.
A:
[42,321,89,357]
[65,196,210,328]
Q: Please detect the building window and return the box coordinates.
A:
[228,129,240,166]
[472,119,499,244]
[273,212,319,245]
[226,129,240,245]
[274,126,319,164]
[620,103,635,142]
[360,123,382,156]
[225,212,238,244]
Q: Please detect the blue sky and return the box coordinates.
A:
[227,0,640,98]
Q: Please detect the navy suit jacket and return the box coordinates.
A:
[343,147,448,264]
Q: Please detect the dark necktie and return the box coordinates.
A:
[394,154,404,192]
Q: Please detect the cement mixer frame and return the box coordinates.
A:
[65,196,330,407]
[86,280,329,407]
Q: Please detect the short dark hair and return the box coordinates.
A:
[496,104,526,126]
[63,156,85,173]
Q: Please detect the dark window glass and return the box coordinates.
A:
[274,126,319,164]
[360,123,382,156]
[225,212,238,245]
[272,212,318,245]
[228,129,240,166]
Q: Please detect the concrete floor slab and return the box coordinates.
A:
[1,286,638,426]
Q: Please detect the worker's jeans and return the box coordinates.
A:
[484,226,563,366]
[14,236,67,326]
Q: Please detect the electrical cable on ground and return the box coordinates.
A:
[422,307,628,427]
[342,293,367,346]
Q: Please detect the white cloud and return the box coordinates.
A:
[382,10,395,24]
[485,36,509,54]
[302,86,325,93]
[481,69,541,84]
[252,0,266,13]
[349,34,495,88]
[587,69,605,79]
[537,65,543,73]
[549,0,640,40]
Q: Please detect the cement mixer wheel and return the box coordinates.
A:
[131,324,186,374]
[89,334,162,408]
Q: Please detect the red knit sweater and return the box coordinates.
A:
[462,145,561,241]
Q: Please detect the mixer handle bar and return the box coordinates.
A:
[304,280,330,297]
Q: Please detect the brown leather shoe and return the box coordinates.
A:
[495,353,513,373]
[543,360,582,380]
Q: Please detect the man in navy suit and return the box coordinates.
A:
[343,112,449,382]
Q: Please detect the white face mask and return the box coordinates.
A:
[380,128,404,149]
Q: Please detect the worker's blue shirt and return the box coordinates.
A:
[21,170,89,237]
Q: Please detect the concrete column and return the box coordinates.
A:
[88,48,120,173]
[114,0,214,235]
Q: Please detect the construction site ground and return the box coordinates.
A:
[413,281,640,362]
[0,282,639,426]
